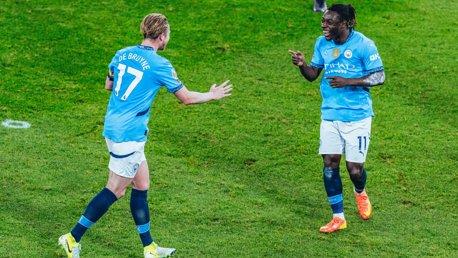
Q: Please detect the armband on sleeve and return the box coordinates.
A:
[108,70,114,81]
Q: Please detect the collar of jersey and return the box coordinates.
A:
[136,44,156,51]
[333,28,355,45]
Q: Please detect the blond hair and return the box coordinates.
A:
[140,13,169,40]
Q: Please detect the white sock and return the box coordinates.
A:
[333,212,345,220]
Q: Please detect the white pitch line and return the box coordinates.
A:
[2,119,31,129]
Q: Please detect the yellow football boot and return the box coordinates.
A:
[58,233,81,258]
[144,242,176,258]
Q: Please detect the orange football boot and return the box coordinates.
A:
[355,189,372,220]
[319,217,347,233]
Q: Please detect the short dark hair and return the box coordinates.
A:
[327,4,357,28]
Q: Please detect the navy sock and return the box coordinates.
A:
[71,188,118,242]
[323,167,343,214]
[130,188,153,247]
[352,169,367,194]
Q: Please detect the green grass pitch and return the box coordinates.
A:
[1,0,457,257]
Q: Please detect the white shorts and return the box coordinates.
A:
[105,138,147,178]
[319,117,372,163]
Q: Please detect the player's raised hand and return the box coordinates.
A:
[288,50,305,66]
[210,80,233,100]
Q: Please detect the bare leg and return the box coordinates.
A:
[323,154,341,169]
[106,170,134,199]
[131,160,150,191]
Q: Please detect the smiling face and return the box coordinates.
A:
[321,10,347,42]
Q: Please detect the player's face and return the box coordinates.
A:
[321,11,346,41]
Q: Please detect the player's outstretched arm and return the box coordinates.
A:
[325,70,385,88]
[173,80,233,105]
[289,50,322,82]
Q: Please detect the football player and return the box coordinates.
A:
[289,4,384,233]
[59,13,233,257]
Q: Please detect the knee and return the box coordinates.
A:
[323,156,340,168]
[133,181,150,191]
[138,182,150,191]
[348,165,363,179]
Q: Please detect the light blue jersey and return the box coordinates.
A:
[311,29,384,122]
[103,45,183,142]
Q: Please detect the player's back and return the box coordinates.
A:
[103,45,183,143]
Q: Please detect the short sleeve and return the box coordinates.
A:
[360,40,384,74]
[310,38,324,68]
[158,60,184,93]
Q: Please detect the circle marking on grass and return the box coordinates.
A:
[2,120,31,129]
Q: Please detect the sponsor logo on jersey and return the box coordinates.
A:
[333,48,339,58]
[324,62,356,74]
[344,50,352,58]
[172,69,178,79]
[370,53,380,61]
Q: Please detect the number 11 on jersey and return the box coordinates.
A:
[115,63,144,100]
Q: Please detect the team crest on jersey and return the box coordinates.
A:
[172,69,178,79]
[333,48,339,58]
[344,50,352,58]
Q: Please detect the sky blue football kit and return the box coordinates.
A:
[311,28,384,122]
[310,29,383,220]
[70,45,183,248]
[104,44,183,142]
